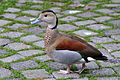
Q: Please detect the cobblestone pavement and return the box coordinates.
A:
[0,0,120,80]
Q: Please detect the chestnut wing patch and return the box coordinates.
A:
[56,40,86,51]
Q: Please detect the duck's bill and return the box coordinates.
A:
[31,18,41,24]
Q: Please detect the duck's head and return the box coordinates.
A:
[31,10,58,29]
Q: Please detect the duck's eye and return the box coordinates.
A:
[44,15,47,17]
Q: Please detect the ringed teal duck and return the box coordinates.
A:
[31,10,108,74]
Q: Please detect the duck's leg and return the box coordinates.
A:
[75,63,86,74]
[57,64,73,74]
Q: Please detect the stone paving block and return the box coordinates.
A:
[4,8,21,12]
[111,0,120,2]
[103,4,120,7]
[60,16,79,22]
[49,2,65,6]
[98,48,113,59]
[73,29,98,36]
[87,24,111,30]
[1,13,17,19]
[33,55,52,62]
[0,49,10,55]
[0,38,12,46]
[30,5,42,8]
[114,67,120,74]
[20,35,42,42]
[0,54,24,63]
[69,77,88,80]
[69,3,85,8]
[33,41,44,48]
[49,7,61,12]
[96,9,114,14]
[88,1,101,5]
[108,20,120,26]
[58,24,78,31]
[100,43,120,52]
[6,23,28,30]
[52,72,79,79]
[62,10,81,14]
[18,50,44,57]
[46,62,66,70]
[111,7,120,11]
[111,51,120,58]
[56,14,63,17]
[0,31,24,38]
[18,0,33,3]
[15,3,26,7]
[73,0,83,3]
[99,61,117,67]
[22,10,41,16]
[77,11,99,17]
[15,16,34,22]
[83,5,97,10]
[96,77,120,80]
[21,26,45,34]
[75,62,99,69]
[0,20,11,26]
[111,35,120,41]
[32,0,44,3]
[44,78,56,80]
[87,68,115,75]
[4,43,32,50]
[90,37,114,43]
[0,68,12,78]
[10,60,40,70]
[0,28,5,32]
[22,69,53,79]
[110,13,120,16]
[94,16,112,22]
[103,29,120,36]
[88,42,97,47]
[5,78,21,80]
[74,20,96,26]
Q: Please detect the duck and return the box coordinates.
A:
[31,10,108,74]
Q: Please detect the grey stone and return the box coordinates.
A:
[111,51,120,58]
[75,62,99,69]
[111,35,120,41]
[46,62,66,70]
[33,41,44,48]
[4,8,21,12]
[18,50,44,57]
[88,42,97,47]
[34,55,52,62]
[94,16,112,22]
[90,37,114,43]
[0,68,12,78]
[6,23,28,30]
[1,13,17,19]
[22,10,41,16]
[0,20,11,26]
[98,48,113,59]
[0,28,5,32]
[62,10,81,14]
[0,49,10,55]
[103,29,120,36]
[58,24,78,31]
[22,69,52,79]
[108,20,120,26]
[111,7,120,11]
[20,35,42,42]
[5,78,21,80]
[77,11,99,17]
[69,77,88,80]
[111,0,120,2]
[32,0,44,3]
[69,3,85,8]
[49,2,65,6]
[15,3,26,7]
[96,9,114,14]
[0,54,24,63]
[21,26,45,34]
[15,16,34,22]
[10,60,40,70]
[96,77,120,80]
[100,43,120,52]
[99,61,117,67]
[83,5,97,10]
[73,0,83,3]
[30,5,42,8]
[44,78,56,80]
[49,7,61,12]
[87,68,115,75]
[52,72,80,79]
[60,16,80,22]
[74,20,96,26]
[56,14,63,17]
[0,31,24,38]
[110,13,120,16]
[103,4,120,7]
[4,43,32,50]
[114,67,120,74]
[87,24,111,30]
[0,38,12,46]
[73,29,98,36]
[88,1,101,5]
